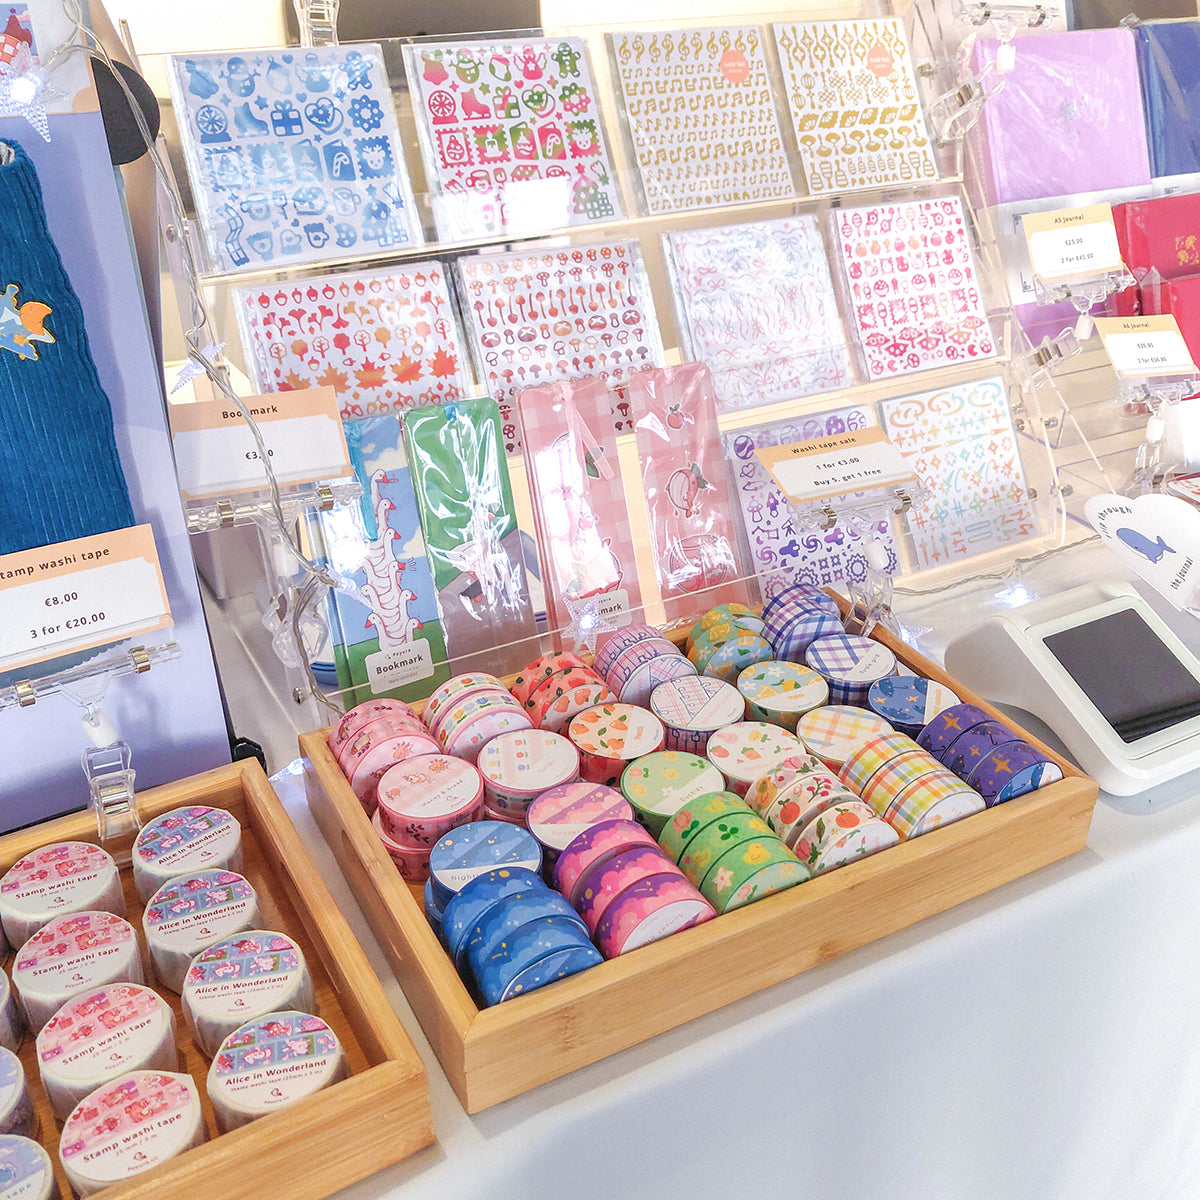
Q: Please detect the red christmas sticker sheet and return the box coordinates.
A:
[234,262,470,418]
[833,195,997,381]
[405,37,623,241]
[456,240,665,454]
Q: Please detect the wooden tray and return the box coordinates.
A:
[0,759,433,1200]
[301,624,1097,1113]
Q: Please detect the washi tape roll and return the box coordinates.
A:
[763,582,840,621]
[573,846,683,935]
[551,819,661,904]
[614,649,698,709]
[333,714,430,775]
[423,673,506,726]
[914,703,993,757]
[143,871,259,993]
[511,653,587,708]
[805,633,898,707]
[473,916,601,1007]
[0,1049,32,1139]
[208,1012,346,1132]
[0,973,17,1054]
[376,754,485,847]
[650,675,745,754]
[745,754,827,812]
[499,943,603,1002]
[796,801,878,854]
[593,624,664,678]
[860,753,947,815]
[14,914,143,1032]
[804,820,900,875]
[327,698,418,763]
[465,898,590,984]
[687,604,764,651]
[770,608,845,665]
[445,704,534,764]
[840,732,932,795]
[537,678,619,735]
[441,867,546,971]
[658,791,754,863]
[705,722,807,796]
[593,874,715,957]
[965,743,1064,806]
[568,703,666,786]
[60,1071,205,1195]
[525,783,632,856]
[524,664,602,717]
[882,773,985,839]
[737,661,829,731]
[132,807,244,903]
[0,1136,54,1200]
[0,844,125,950]
[428,822,543,911]
[679,810,776,888]
[796,705,895,771]
[761,773,863,849]
[182,931,314,1059]
[867,675,961,738]
[942,720,1026,781]
[338,720,443,811]
[423,878,446,946]
[37,984,177,1121]
[696,631,775,684]
[431,688,522,749]
[620,752,727,837]
[688,619,766,667]
[371,812,433,884]
[477,730,580,809]
[700,837,807,914]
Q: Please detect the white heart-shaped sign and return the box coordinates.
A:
[1085,492,1200,609]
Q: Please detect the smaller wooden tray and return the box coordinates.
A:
[302,624,1098,1113]
[0,759,433,1200]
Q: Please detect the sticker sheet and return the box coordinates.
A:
[168,44,421,273]
[772,17,937,194]
[456,240,665,454]
[834,195,997,380]
[609,26,793,215]
[518,378,642,636]
[880,375,1036,570]
[320,415,449,706]
[406,37,622,241]
[724,406,897,600]
[665,214,854,412]
[234,262,469,419]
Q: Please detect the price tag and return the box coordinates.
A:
[0,526,172,673]
[1021,203,1123,284]
[170,386,352,502]
[755,429,917,504]
[1094,315,1198,380]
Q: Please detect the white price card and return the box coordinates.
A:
[755,428,917,504]
[170,386,353,502]
[0,526,172,673]
[1022,203,1123,284]
[1094,315,1199,380]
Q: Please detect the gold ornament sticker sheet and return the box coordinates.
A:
[608,26,793,215]
[771,17,937,194]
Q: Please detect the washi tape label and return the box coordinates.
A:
[0,525,171,671]
[1095,315,1198,380]
[756,429,917,503]
[1022,204,1122,283]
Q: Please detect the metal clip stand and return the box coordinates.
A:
[294,0,340,47]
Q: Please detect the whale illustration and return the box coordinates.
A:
[1116,527,1175,564]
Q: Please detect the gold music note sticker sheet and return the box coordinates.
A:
[771,17,937,195]
[608,26,793,215]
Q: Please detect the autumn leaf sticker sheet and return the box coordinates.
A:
[234,262,469,419]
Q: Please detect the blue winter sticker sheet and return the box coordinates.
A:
[168,44,422,273]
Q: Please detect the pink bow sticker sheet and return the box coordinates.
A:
[405,37,622,241]
[628,363,751,614]
[234,263,469,419]
[834,195,997,381]
[456,240,665,454]
[608,26,793,215]
[880,375,1037,570]
[665,214,854,412]
[772,17,937,194]
[518,378,642,637]
[723,406,898,601]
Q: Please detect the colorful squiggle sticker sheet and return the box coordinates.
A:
[406,37,622,241]
[665,214,854,412]
[834,195,997,381]
[772,17,937,195]
[456,240,665,454]
[169,44,421,272]
[879,375,1036,570]
[723,406,897,599]
[609,26,792,215]
[234,263,469,419]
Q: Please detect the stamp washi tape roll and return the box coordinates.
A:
[182,930,313,1059]
[737,661,829,731]
[796,705,895,771]
[0,972,18,1055]
[37,984,176,1121]
[574,846,683,934]
[477,729,580,808]
[526,783,633,856]
[0,1136,55,1200]
[620,751,727,837]
[372,811,434,883]
[915,702,993,758]
[208,1011,346,1132]
[0,1049,33,1139]
[805,633,898,707]
[593,873,715,958]
[14,913,143,1032]
[650,674,745,754]
[428,822,543,911]
[705,721,807,796]
[59,1071,205,1195]
[0,844,125,950]
[867,675,961,738]
[700,837,807,914]
[552,819,661,904]
[376,754,485,847]
[131,807,244,903]
[143,871,260,993]
[569,702,666,786]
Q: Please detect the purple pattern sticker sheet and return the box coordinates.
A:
[456,240,665,454]
[609,26,792,215]
[665,214,854,412]
[724,406,897,600]
[169,44,421,272]
[879,375,1037,570]
[406,37,622,241]
[834,195,997,381]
